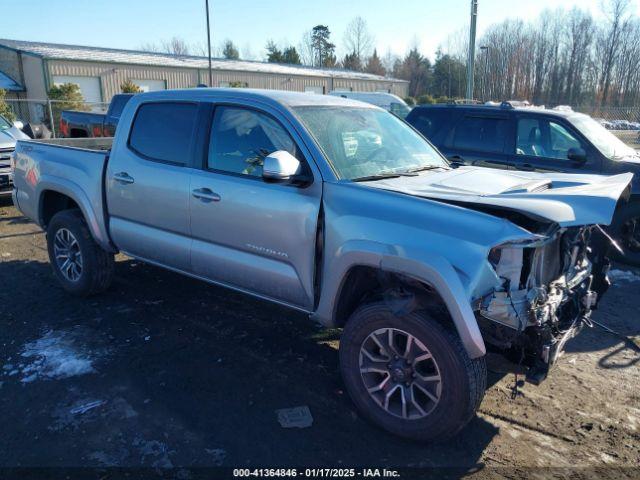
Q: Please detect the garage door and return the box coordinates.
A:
[52,76,102,103]
[132,79,166,92]
[304,86,325,94]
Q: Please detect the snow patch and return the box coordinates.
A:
[609,269,640,283]
[18,329,96,383]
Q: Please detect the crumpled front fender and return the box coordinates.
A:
[312,240,486,359]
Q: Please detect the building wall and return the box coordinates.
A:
[199,69,407,97]
[42,59,407,102]
[0,47,22,85]
[21,55,47,122]
[47,60,199,102]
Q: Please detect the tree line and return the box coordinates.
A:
[137,0,638,108]
[440,0,640,108]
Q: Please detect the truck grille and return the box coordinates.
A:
[0,148,14,169]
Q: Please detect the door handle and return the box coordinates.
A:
[519,163,535,171]
[192,188,221,202]
[113,172,135,184]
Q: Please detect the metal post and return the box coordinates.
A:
[47,99,56,138]
[466,0,478,101]
[205,0,213,87]
[480,45,489,102]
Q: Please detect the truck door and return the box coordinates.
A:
[189,104,322,311]
[511,115,602,174]
[106,101,198,271]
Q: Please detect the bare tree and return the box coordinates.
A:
[597,0,632,106]
[343,17,374,65]
[139,37,190,56]
[298,30,315,66]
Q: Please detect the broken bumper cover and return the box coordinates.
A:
[477,226,607,384]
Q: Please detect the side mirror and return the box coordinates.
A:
[13,120,24,130]
[567,147,587,165]
[263,150,302,183]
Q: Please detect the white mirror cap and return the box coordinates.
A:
[263,150,301,180]
[13,120,24,130]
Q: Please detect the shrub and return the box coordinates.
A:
[403,96,416,106]
[47,83,89,129]
[120,79,142,93]
[416,94,435,105]
[0,89,16,122]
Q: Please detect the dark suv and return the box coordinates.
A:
[406,103,640,265]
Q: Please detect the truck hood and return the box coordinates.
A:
[365,166,633,227]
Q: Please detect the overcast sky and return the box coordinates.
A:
[3,0,639,61]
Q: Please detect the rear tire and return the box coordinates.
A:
[46,209,114,296]
[339,302,486,442]
[611,202,640,267]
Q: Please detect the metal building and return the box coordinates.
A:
[0,39,407,123]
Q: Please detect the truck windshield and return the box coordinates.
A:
[569,114,637,160]
[293,106,448,180]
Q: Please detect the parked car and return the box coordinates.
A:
[329,91,411,118]
[0,114,29,196]
[406,103,640,265]
[59,93,134,138]
[12,89,631,441]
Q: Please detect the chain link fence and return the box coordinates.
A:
[4,99,109,138]
[574,106,640,148]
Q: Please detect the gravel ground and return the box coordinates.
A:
[0,198,639,477]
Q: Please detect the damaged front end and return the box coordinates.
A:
[477,224,610,384]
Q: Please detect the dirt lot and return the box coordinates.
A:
[1,197,639,477]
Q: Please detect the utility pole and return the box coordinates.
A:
[465,0,478,101]
[205,0,213,87]
[480,45,489,102]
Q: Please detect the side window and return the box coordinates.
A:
[516,117,582,159]
[208,106,297,177]
[516,118,543,156]
[450,116,508,153]
[409,109,451,142]
[129,102,197,164]
[109,96,130,119]
[548,121,581,159]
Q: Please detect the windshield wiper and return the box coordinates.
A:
[351,173,402,182]
[402,165,447,174]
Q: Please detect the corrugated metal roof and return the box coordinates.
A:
[0,39,406,83]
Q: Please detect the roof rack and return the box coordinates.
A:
[500,100,531,109]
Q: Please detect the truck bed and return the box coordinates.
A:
[27,137,113,151]
[12,137,112,249]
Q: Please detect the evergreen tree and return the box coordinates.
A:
[365,49,386,76]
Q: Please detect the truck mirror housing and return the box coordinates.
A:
[13,120,24,130]
[567,147,587,165]
[262,150,302,183]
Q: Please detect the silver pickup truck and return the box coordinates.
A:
[11,89,632,441]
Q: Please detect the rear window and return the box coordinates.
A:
[448,115,508,153]
[128,102,197,164]
[109,95,132,119]
[407,108,451,142]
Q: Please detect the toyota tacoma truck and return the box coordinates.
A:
[11,89,632,441]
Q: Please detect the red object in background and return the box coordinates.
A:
[92,124,103,137]
[59,118,69,137]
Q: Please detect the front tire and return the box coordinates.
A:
[611,202,640,267]
[46,209,115,296]
[339,302,486,441]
